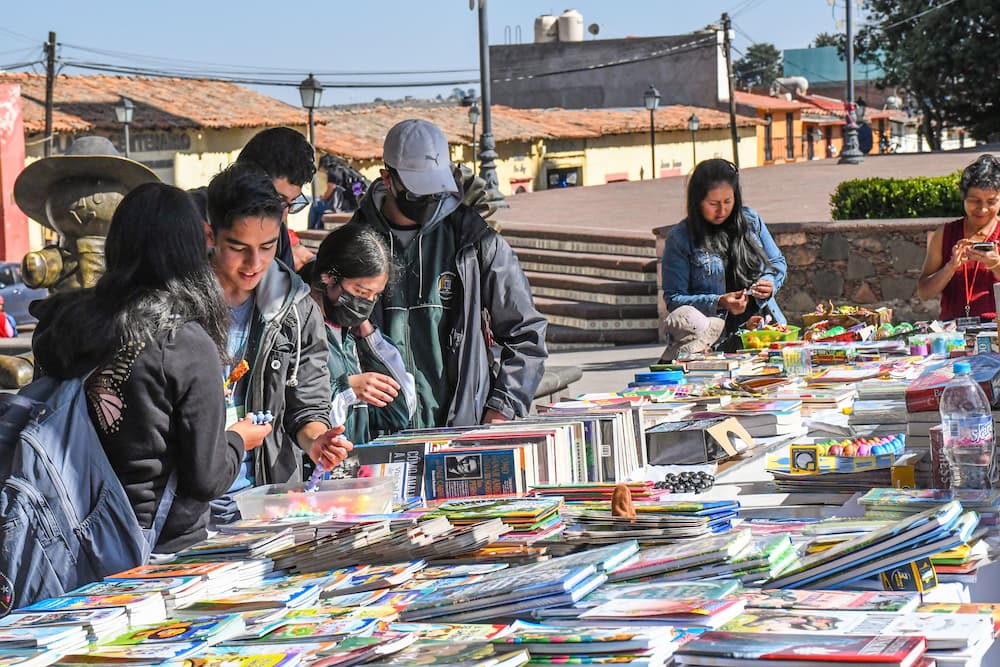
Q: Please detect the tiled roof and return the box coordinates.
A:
[734,91,811,112]
[0,72,309,133]
[314,103,758,160]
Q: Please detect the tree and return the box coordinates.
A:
[858,0,1000,148]
[811,32,839,47]
[733,43,782,92]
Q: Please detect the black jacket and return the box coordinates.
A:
[350,184,547,426]
[242,260,333,483]
[32,312,242,554]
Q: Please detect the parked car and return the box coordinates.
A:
[0,262,47,329]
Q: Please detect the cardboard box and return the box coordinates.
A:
[645,417,754,464]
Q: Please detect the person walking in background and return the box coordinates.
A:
[236,127,316,269]
[660,158,787,356]
[917,154,1000,320]
[204,162,351,524]
[29,182,268,554]
[303,224,415,444]
[349,119,547,428]
[309,166,357,230]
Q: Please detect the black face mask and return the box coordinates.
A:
[327,288,376,328]
[390,179,446,225]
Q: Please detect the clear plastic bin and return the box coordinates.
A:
[235,477,394,520]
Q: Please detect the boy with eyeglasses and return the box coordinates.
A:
[347,119,547,429]
[237,127,315,269]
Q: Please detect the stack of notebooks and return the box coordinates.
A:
[560,499,741,544]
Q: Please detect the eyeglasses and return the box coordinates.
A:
[284,193,309,214]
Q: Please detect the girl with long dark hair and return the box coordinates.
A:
[305,224,414,444]
[30,182,270,554]
[661,158,788,341]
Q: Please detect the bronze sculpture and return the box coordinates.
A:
[14,136,158,291]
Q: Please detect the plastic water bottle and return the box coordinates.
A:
[939,360,996,489]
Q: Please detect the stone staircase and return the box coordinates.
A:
[298,217,662,347]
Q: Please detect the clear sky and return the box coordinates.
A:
[0,0,850,107]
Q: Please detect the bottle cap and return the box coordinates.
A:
[954,361,972,374]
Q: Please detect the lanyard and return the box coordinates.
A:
[964,260,981,317]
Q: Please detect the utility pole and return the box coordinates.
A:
[721,14,739,168]
[475,0,507,208]
[43,31,56,157]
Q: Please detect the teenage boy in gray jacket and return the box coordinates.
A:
[206,162,351,523]
[349,119,547,428]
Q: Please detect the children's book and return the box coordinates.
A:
[227,618,379,645]
[493,620,672,654]
[106,561,240,581]
[309,635,416,667]
[361,640,529,667]
[55,640,207,664]
[18,593,167,626]
[385,622,512,643]
[675,631,926,667]
[740,588,920,613]
[176,585,321,614]
[159,650,303,667]
[534,580,742,620]
[0,607,128,642]
[104,614,246,646]
[720,609,992,650]
[606,530,751,582]
[579,598,746,629]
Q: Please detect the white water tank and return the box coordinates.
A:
[558,9,584,42]
[534,14,558,43]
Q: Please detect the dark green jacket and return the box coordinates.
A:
[326,324,415,443]
[349,182,548,428]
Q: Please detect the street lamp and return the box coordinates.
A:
[468,101,480,177]
[838,0,863,164]
[472,0,507,207]
[298,73,323,202]
[687,113,700,167]
[643,85,660,179]
[113,96,134,158]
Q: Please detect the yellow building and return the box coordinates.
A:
[314,103,759,196]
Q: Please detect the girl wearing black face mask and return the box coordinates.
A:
[305,226,416,449]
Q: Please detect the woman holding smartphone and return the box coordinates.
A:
[918,155,1000,319]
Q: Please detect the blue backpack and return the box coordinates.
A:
[0,375,175,612]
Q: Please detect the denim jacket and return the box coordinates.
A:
[661,207,787,324]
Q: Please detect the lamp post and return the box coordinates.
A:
[468,101,480,177]
[473,0,506,207]
[643,85,660,179]
[113,97,134,158]
[687,113,700,168]
[838,0,863,165]
[298,73,323,202]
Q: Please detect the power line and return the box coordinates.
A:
[0,59,44,71]
[0,26,39,45]
[58,42,479,77]
[880,0,960,30]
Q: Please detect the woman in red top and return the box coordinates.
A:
[918,154,1000,320]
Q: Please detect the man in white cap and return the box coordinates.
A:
[348,119,547,429]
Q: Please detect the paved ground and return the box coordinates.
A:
[494,147,998,233]
[543,343,664,402]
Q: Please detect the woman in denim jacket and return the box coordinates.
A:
[661,159,787,337]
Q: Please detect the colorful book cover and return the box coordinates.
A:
[677,631,925,664]
[0,607,126,628]
[385,622,512,642]
[916,602,1000,633]
[20,592,163,612]
[105,614,245,646]
[739,588,921,613]
[107,561,238,580]
[905,354,1000,412]
[494,620,670,654]
[425,497,562,522]
[579,597,745,627]
[70,576,204,598]
[607,530,751,582]
[423,448,529,500]
[161,651,302,667]
[235,618,378,644]
[182,585,320,612]
[58,640,207,664]
[363,640,525,667]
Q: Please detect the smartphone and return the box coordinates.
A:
[971,242,996,252]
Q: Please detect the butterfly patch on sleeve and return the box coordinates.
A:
[85,341,145,434]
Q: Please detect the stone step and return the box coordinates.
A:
[524,271,658,306]
[517,248,657,283]
[533,296,659,331]
[499,221,657,258]
[546,324,660,346]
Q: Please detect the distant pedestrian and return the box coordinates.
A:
[309,167,357,230]
[348,119,547,428]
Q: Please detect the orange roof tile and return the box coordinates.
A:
[0,72,309,133]
[314,103,758,160]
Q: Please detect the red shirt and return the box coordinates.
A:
[940,218,1000,320]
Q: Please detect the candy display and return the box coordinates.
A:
[814,435,906,458]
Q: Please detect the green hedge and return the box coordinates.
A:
[830,172,962,220]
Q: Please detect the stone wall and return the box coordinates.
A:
[654,217,951,337]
